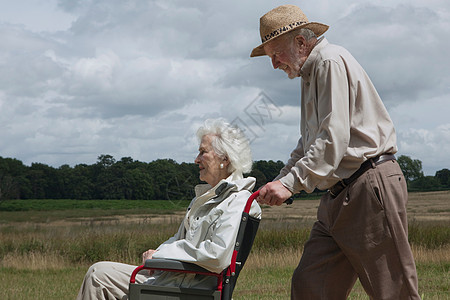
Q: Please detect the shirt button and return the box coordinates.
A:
[306,82,310,86]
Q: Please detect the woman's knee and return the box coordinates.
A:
[85,261,113,281]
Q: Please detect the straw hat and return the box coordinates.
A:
[250,5,329,57]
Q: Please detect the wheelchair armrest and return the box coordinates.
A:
[129,258,223,285]
[144,258,213,273]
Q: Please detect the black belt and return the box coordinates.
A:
[328,154,396,198]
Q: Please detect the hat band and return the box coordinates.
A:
[261,21,307,43]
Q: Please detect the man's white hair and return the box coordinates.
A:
[196,118,252,174]
[289,28,317,40]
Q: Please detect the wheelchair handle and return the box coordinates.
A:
[284,197,294,205]
[244,190,260,213]
[245,190,293,212]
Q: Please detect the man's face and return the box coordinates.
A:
[263,35,307,79]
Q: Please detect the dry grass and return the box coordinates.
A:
[260,190,450,223]
[413,245,450,263]
[407,191,450,221]
[246,248,303,269]
[232,191,450,299]
[1,251,66,270]
[0,191,449,299]
[234,244,450,299]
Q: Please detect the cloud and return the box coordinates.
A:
[390,95,450,174]
[398,124,450,175]
[0,0,449,178]
[0,0,75,33]
[329,3,450,105]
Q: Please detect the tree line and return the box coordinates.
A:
[0,154,448,201]
[397,155,450,192]
[0,154,284,201]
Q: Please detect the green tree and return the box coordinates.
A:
[27,163,61,199]
[147,159,180,200]
[93,155,123,199]
[69,164,95,199]
[0,157,28,200]
[253,160,285,181]
[409,176,441,191]
[97,154,116,168]
[435,168,450,187]
[123,168,154,199]
[397,155,424,183]
[248,169,267,190]
[0,173,17,203]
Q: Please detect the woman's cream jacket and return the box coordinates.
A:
[147,172,261,288]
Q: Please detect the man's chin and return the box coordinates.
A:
[282,69,298,79]
[286,70,300,79]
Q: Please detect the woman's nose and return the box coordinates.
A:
[194,155,200,164]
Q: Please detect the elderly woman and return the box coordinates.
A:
[76,118,261,300]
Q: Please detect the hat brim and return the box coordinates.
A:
[250,22,329,57]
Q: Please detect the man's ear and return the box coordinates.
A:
[295,35,306,48]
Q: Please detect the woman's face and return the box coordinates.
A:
[194,135,229,187]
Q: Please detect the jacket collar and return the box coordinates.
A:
[193,172,256,203]
[300,37,327,81]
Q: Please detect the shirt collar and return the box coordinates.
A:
[300,37,327,80]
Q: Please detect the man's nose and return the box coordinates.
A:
[271,56,280,69]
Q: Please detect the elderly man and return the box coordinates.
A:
[252,4,420,300]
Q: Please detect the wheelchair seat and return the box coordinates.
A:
[128,191,261,300]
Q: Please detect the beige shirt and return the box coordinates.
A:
[277,38,397,193]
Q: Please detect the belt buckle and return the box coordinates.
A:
[329,189,338,197]
[329,180,346,198]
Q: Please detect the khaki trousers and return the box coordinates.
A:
[291,160,420,300]
[76,261,147,300]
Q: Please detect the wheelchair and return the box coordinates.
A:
[128,191,261,300]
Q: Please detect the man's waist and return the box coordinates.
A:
[328,154,396,198]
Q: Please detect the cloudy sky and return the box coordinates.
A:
[0,0,449,175]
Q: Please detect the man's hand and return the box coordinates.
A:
[257,180,293,206]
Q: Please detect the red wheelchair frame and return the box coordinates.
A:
[128,190,261,300]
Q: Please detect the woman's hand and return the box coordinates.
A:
[142,249,157,264]
[142,249,157,276]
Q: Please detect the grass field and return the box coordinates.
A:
[0,191,449,299]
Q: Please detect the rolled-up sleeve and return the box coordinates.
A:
[274,138,304,182]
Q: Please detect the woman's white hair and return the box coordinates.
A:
[196,118,252,174]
